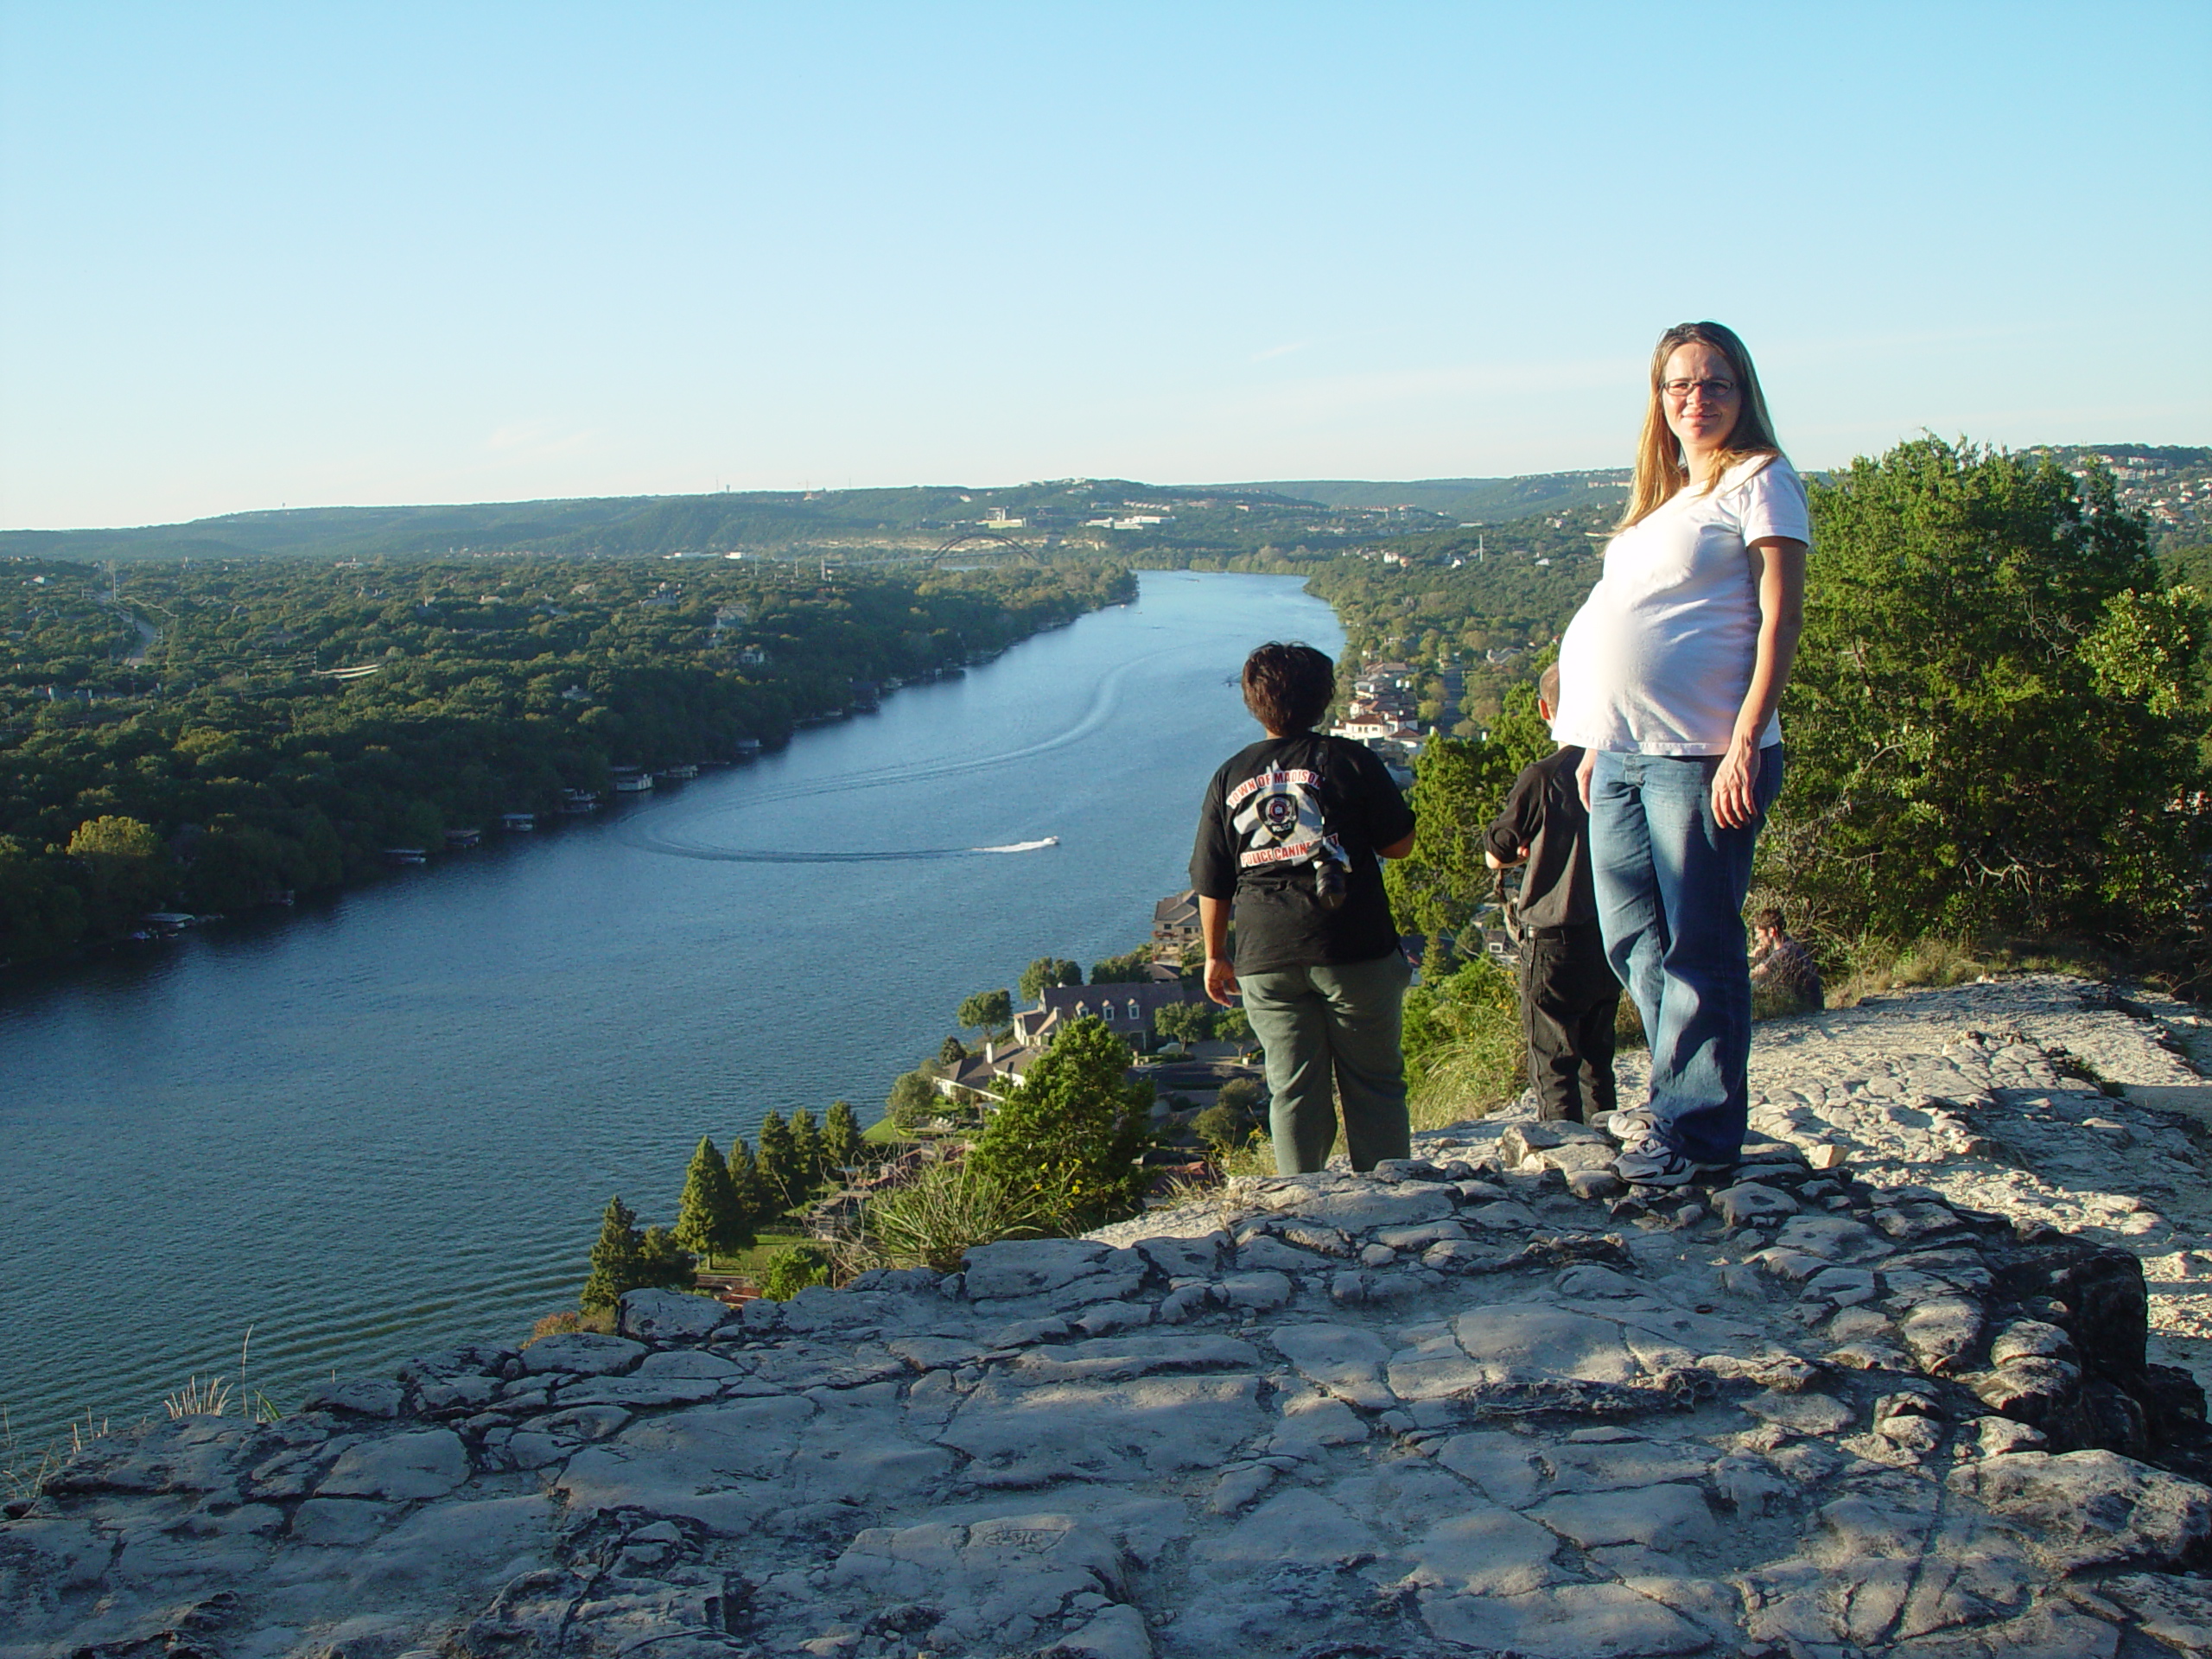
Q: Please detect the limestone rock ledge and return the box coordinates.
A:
[10,976,2212,1657]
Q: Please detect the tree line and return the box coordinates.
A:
[580,1101,868,1310]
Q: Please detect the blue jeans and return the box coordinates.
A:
[1588,746,1783,1166]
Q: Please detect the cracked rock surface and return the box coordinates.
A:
[10,975,2212,1656]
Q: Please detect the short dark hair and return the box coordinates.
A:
[1242,642,1335,734]
[1752,906,1785,931]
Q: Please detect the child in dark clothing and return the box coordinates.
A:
[1485,664,1620,1123]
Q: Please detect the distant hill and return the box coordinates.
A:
[1231,472,1629,521]
[6,448,2198,565]
[0,478,1443,565]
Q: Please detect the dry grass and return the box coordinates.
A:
[2,1405,114,1507]
[160,1327,280,1424]
[1408,1028,1525,1132]
[2,1407,118,1506]
[526,1307,618,1344]
[4,1330,281,1508]
[162,1376,232,1418]
[1818,932,2135,1010]
[1211,1132,1277,1179]
[1828,936,1991,1005]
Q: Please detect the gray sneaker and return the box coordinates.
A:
[1615,1142,1709,1188]
[1601,1109,1656,1144]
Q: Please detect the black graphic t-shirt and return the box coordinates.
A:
[1189,733,1415,975]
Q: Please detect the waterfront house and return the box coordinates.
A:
[1011,978,1209,1053]
[1150,889,1201,960]
[931,1038,1046,1102]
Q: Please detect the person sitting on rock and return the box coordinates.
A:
[1749,906,1823,1012]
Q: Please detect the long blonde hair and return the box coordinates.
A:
[1618,321,1783,531]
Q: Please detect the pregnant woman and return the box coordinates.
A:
[1549,321,1809,1187]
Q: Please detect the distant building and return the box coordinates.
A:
[1012,979,1210,1052]
[1151,889,1201,959]
[933,1038,1046,1101]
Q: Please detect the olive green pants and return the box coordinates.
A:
[1238,950,1414,1174]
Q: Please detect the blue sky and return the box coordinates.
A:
[2,2,2205,528]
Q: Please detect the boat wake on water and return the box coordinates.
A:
[622,643,1176,836]
[630,833,1058,864]
[613,639,1188,867]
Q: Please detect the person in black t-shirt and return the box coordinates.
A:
[1485,664,1619,1123]
[1191,643,1418,1173]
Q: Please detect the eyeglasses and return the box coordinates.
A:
[1662,377,1738,403]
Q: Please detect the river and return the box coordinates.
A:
[0,570,1343,1453]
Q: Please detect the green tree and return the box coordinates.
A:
[637,1224,696,1293]
[790,1107,824,1191]
[1153,1001,1214,1045]
[755,1109,798,1212]
[0,838,86,957]
[1217,1006,1254,1045]
[957,988,1012,1034]
[938,1034,969,1067]
[967,1015,1151,1230]
[1770,439,2206,943]
[725,1135,766,1231]
[66,813,169,928]
[887,1070,940,1132]
[822,1099,862,1172]
[1019,957,1083,1002]
[581,1195,644,1311]
[672,1135,750,1263]
[1381,674,1548,963]
[1090,948,1152,983]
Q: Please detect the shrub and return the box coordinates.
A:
[1401,954,1525,1130]
[966,1016,1151,1230]
[1215,1076,1264,1117]
[1772,439,2206,945]
[855,1159,1057,1274]
[1191,1103,1248,1151]
[758,1244,831,1301]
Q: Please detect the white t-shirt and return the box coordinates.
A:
[1551,454,1809,756]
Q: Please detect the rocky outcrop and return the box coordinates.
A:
[9,974,2212,1657]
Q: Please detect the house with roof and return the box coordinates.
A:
[932,1037,1047,1103]
[1151,889,1201,960]
[1011,977,1211,1054]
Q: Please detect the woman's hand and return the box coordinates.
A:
[1204,956,1240,1007]
[1715,535,1807,830]
[1711,734,1763,829]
